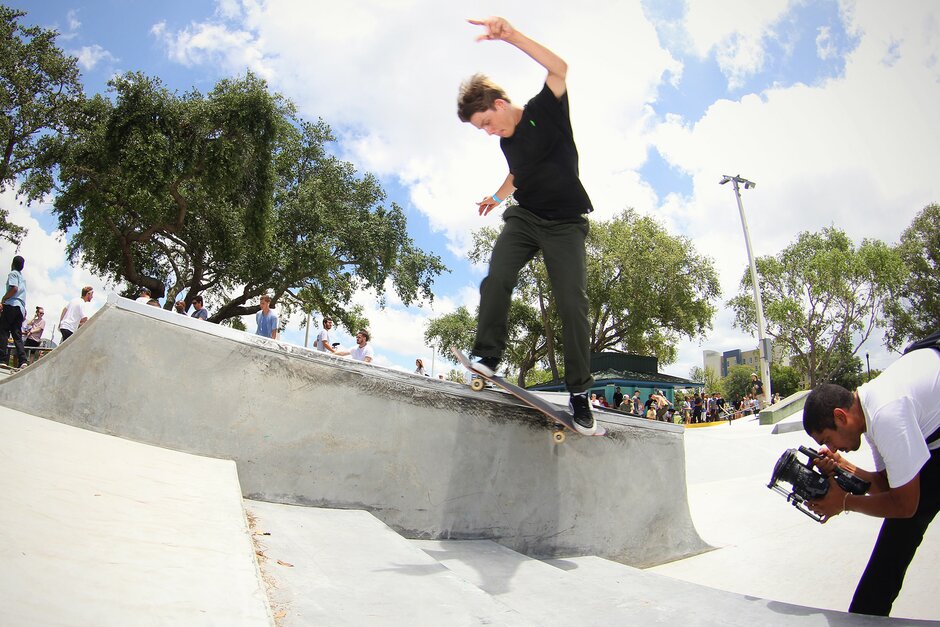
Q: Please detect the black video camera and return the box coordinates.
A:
[767,446,871,522]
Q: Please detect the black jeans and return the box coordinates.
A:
[0,305,26,366]
[849,446,940,616]
[473,206,593,394]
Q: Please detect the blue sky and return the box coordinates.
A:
[4,0,940,381]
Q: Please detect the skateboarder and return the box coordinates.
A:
[457,16,595,435]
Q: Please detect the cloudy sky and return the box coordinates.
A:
[4,0,939,380]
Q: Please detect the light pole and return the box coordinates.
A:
[720,174,772,406]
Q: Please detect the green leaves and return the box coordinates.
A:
[0,5,82,243]
[44,67,445,326]
[884,204,940,351]
[730,226,906,387]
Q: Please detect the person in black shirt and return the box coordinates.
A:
[457,16,595,435]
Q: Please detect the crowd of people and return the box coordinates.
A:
[0,255,377,368]
[580,384,769,425]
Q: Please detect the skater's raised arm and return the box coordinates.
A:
[468,17,567,98]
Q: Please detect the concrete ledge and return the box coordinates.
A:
[760,390,810,425]
[0,296,708,567]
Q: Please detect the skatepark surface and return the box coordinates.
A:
[1,297,937,625]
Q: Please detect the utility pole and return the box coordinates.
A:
[720,174,772,406]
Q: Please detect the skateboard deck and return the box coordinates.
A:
[451,348,606,442]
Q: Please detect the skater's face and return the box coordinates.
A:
[469,100,516,138]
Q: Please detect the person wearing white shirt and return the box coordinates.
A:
[335,329,373,363]
[803,346,940,616]
[59,286,94,342]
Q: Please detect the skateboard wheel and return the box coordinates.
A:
[553,431,566,444]
[470,378,485,391]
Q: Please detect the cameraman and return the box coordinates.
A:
[802,346,940,616]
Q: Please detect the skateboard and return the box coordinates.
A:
[451,348,606,443]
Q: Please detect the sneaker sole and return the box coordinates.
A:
[572,421,597,436]
[470,363,496,378]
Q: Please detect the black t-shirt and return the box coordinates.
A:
[499,83,593,220]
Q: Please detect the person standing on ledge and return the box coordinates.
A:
[457,16,596,435]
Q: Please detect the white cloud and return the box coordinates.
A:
[73,44,117,71]
[151,18,274,80]
[67,9,81,31]
[816,25,836,60]
[682,0,791,89]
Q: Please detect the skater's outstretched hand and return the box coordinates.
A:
[467,17,516,42]
[476,195,501,216]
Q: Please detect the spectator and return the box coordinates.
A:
[135,287,151,303]
[632,390,642,415]
[255,295,278,339]
[415,358,428,376]
[146,299,160,307]
[335,329,374,363]
[651,389,671,421]
[59,286,94,342]
[751,372,764,400]
[692,393,703,424]
[190,295,208,321]
[0,256,28,368]
[316,317,337,353]
[23,306,45,354]
[618,395,633,412]
[174,300,187,315]
[681,398,691,424]
[612,386,624,409]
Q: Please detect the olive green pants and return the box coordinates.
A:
[473,205,594,394]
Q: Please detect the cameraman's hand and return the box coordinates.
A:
[808,477,846,523]
[812,446,843,476]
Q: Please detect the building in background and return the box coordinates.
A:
[704,344,791,378]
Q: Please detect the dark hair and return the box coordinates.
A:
[192,295,203,305]
[357,329,371,342]
[11,255,24,271]
[457,73,510,123]
[803,383,855,434]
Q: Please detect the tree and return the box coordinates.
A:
[818,335,865,390]
[1,5,83,243]
[424,299,548,387]
[729,227,906,387]
[689,365,722,395]
[722,364,756,402]
[433,209,721,387]
[40,71,445,329]
[769,362,802,398]
[586,210,720,364]
[884,204,940,352]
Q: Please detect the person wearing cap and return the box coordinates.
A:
[0,255,28,368]
[315,317,338,353]
[135,287,151,303]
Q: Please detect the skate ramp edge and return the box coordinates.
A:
[0,295,708,568]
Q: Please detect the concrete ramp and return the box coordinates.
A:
[0,295,707,567]
[0,405,271,626]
